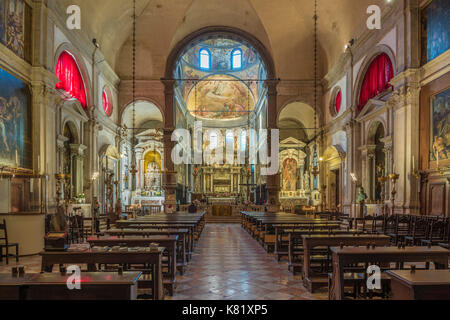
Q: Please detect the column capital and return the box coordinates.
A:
[161,78,176,94]
[264,79,279,95]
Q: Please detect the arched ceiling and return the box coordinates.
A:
[58,0,388,80]
[121,100,163,129]
[278,102,317,139]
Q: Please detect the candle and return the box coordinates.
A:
[412,156,415,172]
[15,150,19,167]
[436,151,439,168]
[38,156,41,173]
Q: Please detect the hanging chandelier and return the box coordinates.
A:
[130,0,138,179]
[311,0,320,180]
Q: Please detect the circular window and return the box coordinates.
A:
[102,88,112,116]
[330,87,342,117]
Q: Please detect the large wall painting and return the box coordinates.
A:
[430,88,450,162]
[423,0,450,63]
[186,74,255,120]
[282,158,297,192]
[0,67,31,169]
[0,0,31,61]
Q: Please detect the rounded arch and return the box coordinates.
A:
[367,120,386,145]
[62,120,80,145]
[277,100,319,141]
[120,98,165,128]
[278,97,324,127]
[53,43,92,108]
[143,149,163,172]
[99,144,120,160]
[165,26,276,80]
[323,145,345,161]
[353,44,397,109]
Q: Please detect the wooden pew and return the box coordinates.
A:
[0,272,142,300]
[87,235,178,296]
[40,248,165,300]
[329,246,450,300]
[301,234,391,293]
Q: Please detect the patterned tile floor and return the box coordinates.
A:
[0,224,327,300]
[166,224,327,300]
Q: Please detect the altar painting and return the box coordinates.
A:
[282,158,297,192]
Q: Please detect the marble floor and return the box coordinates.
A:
[0,224,327,300]
[166,224,327,300]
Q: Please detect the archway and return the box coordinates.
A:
[323,145,345,211]
[367,122,386,202]
[277,101,317,208]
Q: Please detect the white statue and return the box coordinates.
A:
[304,171,310,191]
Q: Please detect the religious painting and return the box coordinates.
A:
[0,0,5,44]
[0,0,31,61]
[0,66,31,169]
[421,0,450,64]
[187,74,255,120]
[430,88,450,161]
[282,158,297,192]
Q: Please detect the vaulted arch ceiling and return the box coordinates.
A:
[57,0,388,79]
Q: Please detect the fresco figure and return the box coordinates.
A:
[282,158,297,192]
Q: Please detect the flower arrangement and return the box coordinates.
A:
[75,194,86,204]
[193,199,200,206]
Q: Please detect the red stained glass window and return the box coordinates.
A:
[335,90,342,114]
[358,53,394,110]
[103,89,112,116]
[55,51,87,108]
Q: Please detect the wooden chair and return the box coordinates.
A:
[370,215,385,234]
[421,219,448,246]
[383,214,397,242]
[391,215,412,245]
[404,217,429,246]
[361,215,375,233]
[0,219,19,264]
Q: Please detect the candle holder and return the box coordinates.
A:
[321,184,327,211]
[378,176,388,215]
[389,173,400,215]
[55,173,65,205]
[311,166,319,178]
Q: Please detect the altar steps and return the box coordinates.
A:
[205,216,241,224]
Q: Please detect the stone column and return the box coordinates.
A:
[135,148,144,190]
[367,145,376,201]
[69,144,87,197]
[161,79,177,211]
[381,137,393,202]
[264,80,280,211]
[387,79,421,214]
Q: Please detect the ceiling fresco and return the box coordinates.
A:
[186,74,255,121]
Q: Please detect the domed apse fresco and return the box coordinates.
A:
[186,74,255,120]
[174,37,267,122]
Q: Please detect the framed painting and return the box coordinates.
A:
[430,88,450,162]
[282,158,297,192]
[0,66,31,169]
[0,0,31,61]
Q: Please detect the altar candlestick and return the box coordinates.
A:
[436,151,439,168]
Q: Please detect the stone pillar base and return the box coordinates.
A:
[162,171,177,213]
